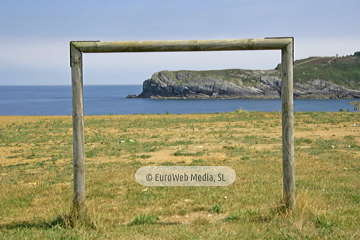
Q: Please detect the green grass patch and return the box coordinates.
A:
[128,215,159,226]
[173,150,204,156]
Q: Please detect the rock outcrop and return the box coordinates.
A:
[294,80,360,99]
[129,69,360,99]
[349,101,360,110]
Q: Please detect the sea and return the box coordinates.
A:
[0,85,358,116]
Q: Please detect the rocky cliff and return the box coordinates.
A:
[131,69,360,99]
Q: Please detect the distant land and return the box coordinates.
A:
[128,52,360,99]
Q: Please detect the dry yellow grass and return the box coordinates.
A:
[0,112,359,239]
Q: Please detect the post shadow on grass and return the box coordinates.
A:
[127,214,180,226]
[0,214,97,230]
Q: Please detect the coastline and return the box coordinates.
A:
[349,101,360,110]
[1,85,359,116]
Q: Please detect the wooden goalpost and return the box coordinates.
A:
[70,38,295,217]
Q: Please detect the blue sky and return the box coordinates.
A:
[0,0,359,85]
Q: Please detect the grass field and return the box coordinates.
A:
[0,111,359,239]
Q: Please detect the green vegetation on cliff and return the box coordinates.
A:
[165,54,360,90]
[292,55,360,89]
[164,69,278,87]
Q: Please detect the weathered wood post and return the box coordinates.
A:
[70,43,86,218]
[281,39,296,209]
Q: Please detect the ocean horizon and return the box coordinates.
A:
[0,85,358,116]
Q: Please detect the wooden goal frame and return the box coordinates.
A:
[70,38,295,217]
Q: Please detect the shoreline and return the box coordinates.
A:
[128,94,360,100]
[1,110,359,122]
[349,101,360,110]
[0,108,359,119]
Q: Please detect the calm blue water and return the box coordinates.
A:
[0,85,358,116]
